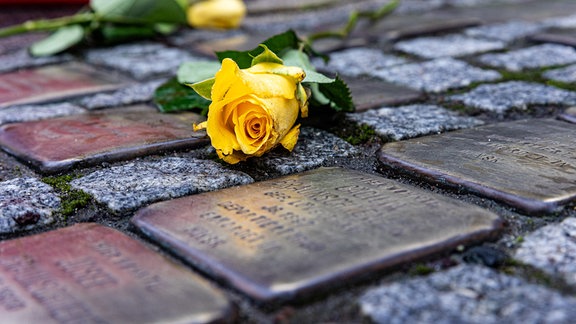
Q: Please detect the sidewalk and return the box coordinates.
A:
[1,0,576,322]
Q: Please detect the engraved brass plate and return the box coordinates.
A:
[0,223,233,323]
[0,62,128,108]
[344,76,422,111]
[0,105,208,174]
[379,118,576,214]
[132,167,501,303]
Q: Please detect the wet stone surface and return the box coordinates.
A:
[0,106,207,174]
[84,42,208,80]
[348,104,484,140]
[79,79,166,110]
[515,217,576,286]
[359,264,576,324]
[379,118,576,214]
[463,21,544,43]
[373,58,501,93]
[313,47,408,77]
[0,62,129,108]
[250,127,359,176]
[448,81,576,113]
[132,167,501,303]
[393,34,506,59]
[0,103,85,125]
[0,49,73,73]
[0,223,234,323]
[559,106,576,124]
[71,157,254,214]
[0,177,60,233]
[477,44,576,71]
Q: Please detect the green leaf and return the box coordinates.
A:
[154,78,210,115]
[282,49,333,83]
[91,0,187,24]
[177,61,221,84]
[251,45,283,66]
[216,30,301,68]
[30,24,84,57]
[100,24,156,44]
[188,78,215,100]
[318,76,355,112]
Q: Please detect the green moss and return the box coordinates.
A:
[344,124,376,145]
[499,259,576,295]
[42,175,91,216]
[409,264,435,276]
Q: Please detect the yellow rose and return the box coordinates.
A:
[194,58,308,164]
[187,0,246,29]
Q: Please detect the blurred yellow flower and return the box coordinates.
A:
[187,0,246,29]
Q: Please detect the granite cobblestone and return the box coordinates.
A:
[477,44,576,71]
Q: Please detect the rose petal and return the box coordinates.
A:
[279,124,300,152]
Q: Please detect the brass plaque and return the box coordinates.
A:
[0,62,128,108]
[0,105,208,174]
[0,223,234,323]
[559,107,576,124]
[379,118,576,214]
[132,167,501,303]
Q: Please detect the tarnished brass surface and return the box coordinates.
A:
[379,118,576,214]
[0,105,207,174]
[0,62,128,108]
[0,223,233,323]
[132,167,501,303]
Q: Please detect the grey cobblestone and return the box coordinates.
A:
[448,81,576,113]
[373,58,501,93]
[393,34,506,59]
[478,44,576,71]
[252,127,359,175]
[464,21,544,43]
[0,49,73,73]
[0,103,85,125]
[515,217,576,286]
[79,79,166,110]
[314,47,408,77]
[348,104,483,140]
[70,157,254,213]
[543,64,576,83]
[0,177,60,233]
[85,42,208,80]
[360,264,576,324]
[542,14,576,29]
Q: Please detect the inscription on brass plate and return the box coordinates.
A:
[0,223,233,323]
[132,167,501,303]
[0,62,128,108]
[379,118,576,214]
[0,105,208,173]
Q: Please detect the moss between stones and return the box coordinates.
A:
[499,259,576,295]
[344,123,376,145]
[42,175,91,216]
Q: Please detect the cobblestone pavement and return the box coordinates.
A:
[1,0,576,323]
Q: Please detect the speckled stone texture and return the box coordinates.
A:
[85,42,208,80]
[373,58,501,93]
[478,44,576,71]
[515,217,576,286]
[251,127,359,175]
[0,177,60,233]
[393,35,505,59]
[543,64,576,83]
[464,21,544,42]
[448,81,576,113]
[79,79,166,110]
[0,103,85,125]
[542,14,576,28]
[71,157,254,213]
[0,49,73,73]
[348,104,483,140]
[360,264,576,324]
[314,48,407,77]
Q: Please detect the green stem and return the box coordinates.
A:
[0,13,94,37]
[0,12,156,38]
[306,0,401,44]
